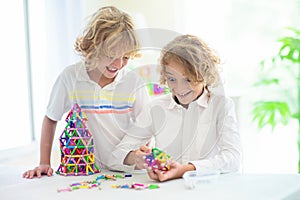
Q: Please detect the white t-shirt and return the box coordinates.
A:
[46,62,150,171]
[115,89,241,173]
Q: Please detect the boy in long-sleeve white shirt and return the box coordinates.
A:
[120,34,241,182]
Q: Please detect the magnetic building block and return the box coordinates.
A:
[56,103,100,176]
[144,147,171,171]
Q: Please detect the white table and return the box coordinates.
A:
[1,165,300,200]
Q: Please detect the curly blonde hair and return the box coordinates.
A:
[160,34,220,93]
[75,6,139,70]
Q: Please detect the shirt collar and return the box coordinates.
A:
[75,62,90,82]
[167,89,209,109]
[194,89,209,108]
[168,94,179,109]
[75,61,126,88]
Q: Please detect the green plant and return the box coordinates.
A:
[251,27,300,172]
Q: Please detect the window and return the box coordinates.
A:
[0,0,32,150]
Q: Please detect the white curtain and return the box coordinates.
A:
[29,0,85,143]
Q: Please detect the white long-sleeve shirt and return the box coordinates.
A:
[112,89,241,173]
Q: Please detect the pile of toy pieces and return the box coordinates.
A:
[57,147,170,192]
[144,147,171,171]
[57,173,159,192]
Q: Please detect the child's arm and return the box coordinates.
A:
[147,162,195,182]
[108,99,153,171]
[23,116,57,179]
[108,128,152,171]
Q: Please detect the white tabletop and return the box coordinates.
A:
[1,165,300,200]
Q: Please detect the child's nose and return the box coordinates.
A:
[175,81,188,93]
[111,57,123,68]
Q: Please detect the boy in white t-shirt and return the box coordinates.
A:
[23,6,150,179]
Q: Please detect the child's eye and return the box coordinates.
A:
[105,55,115,60]
[123,56,129,60]
[167,77,176,82]
[185,78,191,83]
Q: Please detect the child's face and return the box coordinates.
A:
[101,56,129,78]
[97,53,129,79]
[165,60,204,107]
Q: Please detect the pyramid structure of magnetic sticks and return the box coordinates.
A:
[144,147,171,171]
[56,103,100,176]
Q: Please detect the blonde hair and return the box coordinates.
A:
[75,6,139,70]
[160,34,220,93]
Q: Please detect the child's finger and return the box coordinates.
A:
[147,169,159,180]
[36,168,42,178]
[140,145,151,153]
[157,171,169,181]
[28,170,36,179]
[47,168,53,176]
[22,171,29,178]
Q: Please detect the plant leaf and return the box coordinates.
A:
[278,37,300,63]
[251,101,291,131]
[253,78,279,87]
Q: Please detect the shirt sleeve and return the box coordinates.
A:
[108,128,152,172]
[46,73,72,121]
[189,97,241,173]
[108,99,154,172]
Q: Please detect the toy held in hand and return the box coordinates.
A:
[144,147,171,171]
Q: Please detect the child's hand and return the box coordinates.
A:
[134,145,151,169]
[22,164,53,179]
[147,161,186,182]
[124,145,151,169]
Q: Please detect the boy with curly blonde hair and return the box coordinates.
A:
[23,6,149,178]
